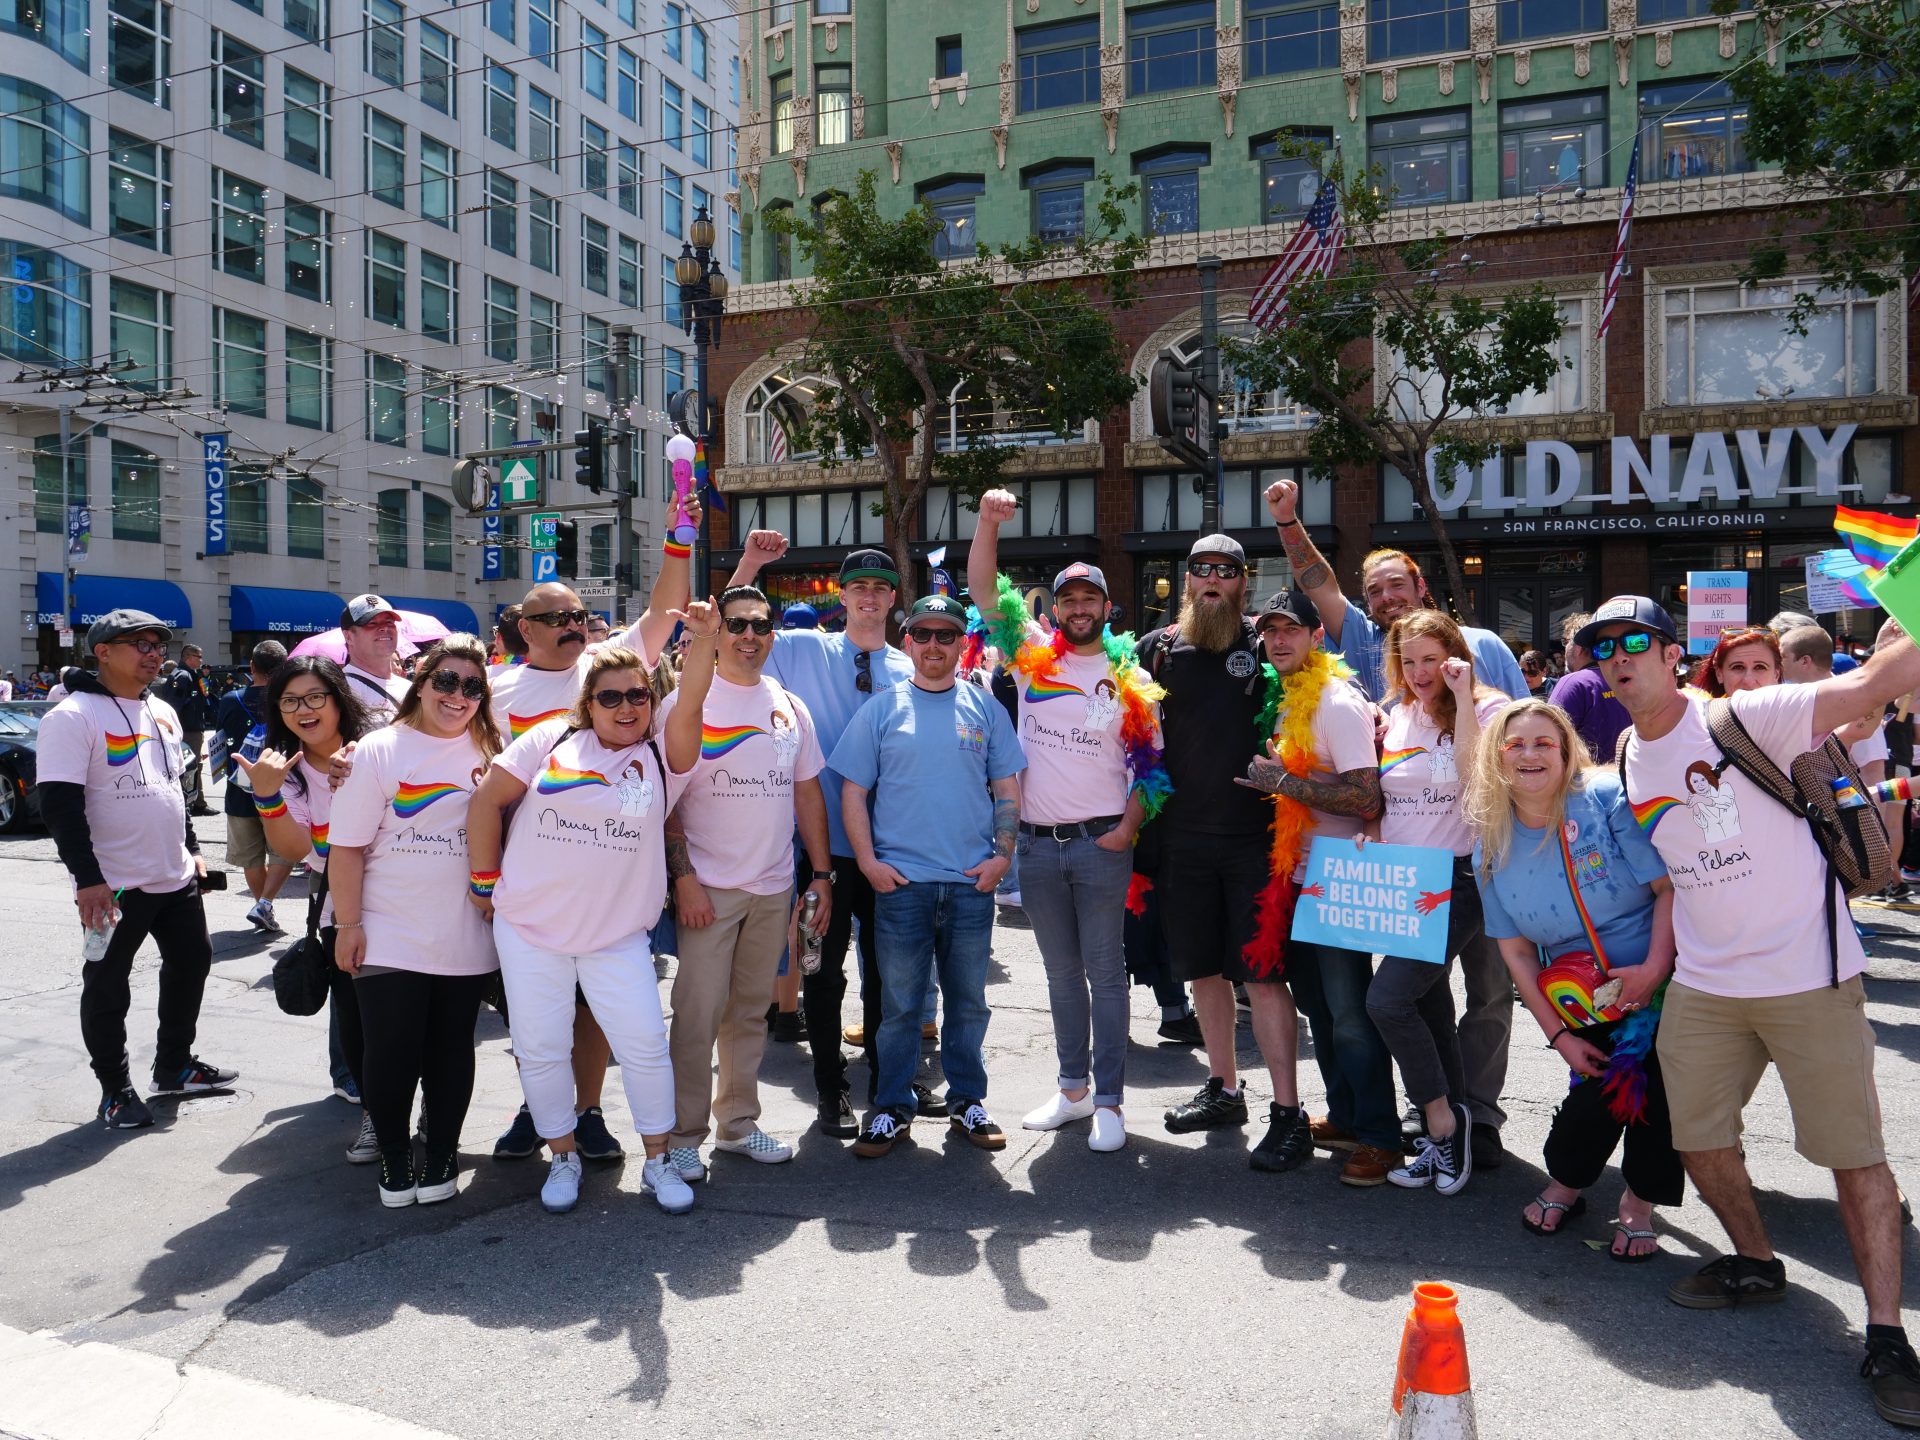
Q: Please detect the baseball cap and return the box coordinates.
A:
[341,593,398,629]
[782,602,819,630]
[838,549,900,587]
[905,594,968,631]
[1051,560,1109,598]
[1256,589,1322,632]
[1573,595,1678,651]
[1188,533,1247,565]
[86,608,171,651]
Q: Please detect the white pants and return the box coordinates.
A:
[494,916,675,1140]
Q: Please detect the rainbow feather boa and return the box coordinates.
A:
[1242,650,1352,979]
[1592,986,1665,1125]
[964,572,1172,821]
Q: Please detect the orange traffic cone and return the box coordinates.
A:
[1388,1282,1478,1439]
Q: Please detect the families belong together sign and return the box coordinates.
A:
[1290,838,1455,964]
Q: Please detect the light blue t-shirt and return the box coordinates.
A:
[827,678,1023,886]
[763,628,914,856]
[1473,771,1668,970]
[1333,597,1530,706]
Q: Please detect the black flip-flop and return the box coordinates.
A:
[1521,1194,1587,1236]
[1607,1219,1661,1263]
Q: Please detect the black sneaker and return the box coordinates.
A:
[416,1151,459,1204]
[1249,1103,1313,1173]
[378,1147,417,1208]
[493,1104,542,1160]
[949,1099,1006,1151]
[817,1090,859,1138]
[1156,1012,1205,1047]
[852,1108,910,1159]
[99,1087,153,1129]
[1401,1104,1425,1148]
[770,1008,805,1044]
[1863,1335,1920,1427]
[1667,1253,1789,1309]
[912,1082,947,1119]
[1164,1077,1250,1134]
[1470,1124,1504,1171]
[572,1106,624,1162]
[1388,1105,1472,1195]
[149,1056,237,1096]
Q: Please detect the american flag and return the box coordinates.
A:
[1597,138,1640,342]
[1248,178,1345,334]
[767,412,787,464]
[1908,267,1920,314]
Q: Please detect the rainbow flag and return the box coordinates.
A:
[1834,507,1918,572]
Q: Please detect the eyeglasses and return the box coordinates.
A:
[112,638,167,656]
[277,691,334,713]
[1188,562,1243,579]
[1500,737,1563,755]
[426,670,488,701]
[724,615,776,636]
[906,625,961,646]
[1591,632,1656,661]
[854,648,873,693]
[524,608,591,629]
[593,686,654,709]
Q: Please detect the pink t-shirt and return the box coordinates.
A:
[657,675,825,894]
[1379,692,1509,856]
[491,719,693,953]
[1272,678,1380,878]
[280,756,335,924]
[1622,685,1865,997]
[343,664,407,722]
[488,627,656,741]
[1012,626,1161,826]
[327,724,497,976]
[37,691,195,893]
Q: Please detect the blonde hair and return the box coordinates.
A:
[1383,610,1498,736]
[566,645,656,736]
[1466,697,1595,880]
[394,634,504,761]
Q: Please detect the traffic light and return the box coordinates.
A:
[572,420,606,494]
[1148,349,1210,470]
[555,520,579,578]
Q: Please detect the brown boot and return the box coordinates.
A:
[1339,1143,1400,1188]
[1309,1118,1359,1152]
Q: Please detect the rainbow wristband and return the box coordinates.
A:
[252,791,288,819]
[468,869,500,898]
[662,536,691,561]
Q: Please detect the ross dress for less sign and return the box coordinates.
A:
[1686,570,1748,654]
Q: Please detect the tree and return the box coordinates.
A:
[763,170,1146,600]
[1225,156,1566,625]
[1718,0,1920,326]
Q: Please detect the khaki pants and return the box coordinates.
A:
[668,885,792,1147]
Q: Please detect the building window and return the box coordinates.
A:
[728,204,741,272]
[108,0,170,105]
[487,0,511,42]
[766,202,792,280]
[285,201,329,301]
[287,474,324,556]
[664,1,682,60]
[213,32,266,145]
[286,331,332,428]
[487,63,515,147]
[663,345,684,398]
[815,65,852,145]
[3,0,88,69]
[691,98,712,167]
[487,278,517,360]
[367,231,405,328]
[284,69,331,173]
[582,118,608,194]
[420,22,453,113]
[618,46,640,120]
[364,109,405,206]
[283,0,324,43]
[731,52,739,102]
[422,493,453,568]
[0,81,89,224]
[618,143,641,214]
[771,73,793,153]
[1128,1,1217,95]
[228,466,269,554]
[486,168,516,254]
[0,242,87,367]
[1024,160,1095,243]
[530,295,557,368]
[488,387,517,448]
[663,168,684,237]
[109,280,171,390]
[1017,17,1100,113]
[529,86,557,169]
[368,355,407,445]
[1368,0,1467,62]
[1640,78,1749,180]
[918,176,984,260]
[1662,280,1880,406]
[214,308,268,416]
[689,22,707,79]
[1369,109,1471,206]
[663,79,684,148]
[1639,0,1718,19]
[214,171,267,281]
[420,251,454,341]
[365,0,402,83]
[421,379,455,458]
[1498,0,1604,42]
[1135,146,1207,235]
[108,132,170,250]
[1386,298,1587,418]
[936,35,963,78]
[1254,127,1333,221]
[530,192,558,271]
[582,19,606,98]
[420,137,454,225]
[662,255,682,326]
[585,316,608,392]
[1245,0,1339,76]
[584,218,609,295]
[376,488,408,566]
[32,428,85,531]
[527,0,553,64]
[618,235,639,307]
[694,183,713,229]
[1500,92,1604,196]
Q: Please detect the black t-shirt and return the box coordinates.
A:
[1143,620,1271,836]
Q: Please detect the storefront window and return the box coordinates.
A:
[1140,467,1331,533]
[1386,298,1587,421]
[1254,127,1333,222]
[1369,110,1471,207]
[735,488,884,550]
[1499,92,1605,196]
[1639,79,1748,181]
[927,478,1097,541]
[1661,280,1880,407]
[1164,324,1317,432]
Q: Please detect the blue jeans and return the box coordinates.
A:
[1018,832,1132,1107]
[872,883,994,1111]
[1286,939,1397,1150]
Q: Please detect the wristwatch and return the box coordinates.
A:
[811,869,835,884]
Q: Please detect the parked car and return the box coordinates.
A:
[0,701,47,833]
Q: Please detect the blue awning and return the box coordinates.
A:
[384,595,481,635]
[229,585,341,636]
[36,573,193,629]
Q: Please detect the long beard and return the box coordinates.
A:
[1178,591,1243,653]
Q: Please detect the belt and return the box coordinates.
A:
[1018,816,1124,841]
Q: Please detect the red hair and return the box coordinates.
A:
[1704,628,1781,698]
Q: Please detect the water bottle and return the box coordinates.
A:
[1832,775,1869,811]
[81,920,114,962]
[799,890,823,976]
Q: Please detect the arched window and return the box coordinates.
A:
[933,375,1097,452]
[1167,324,1316,433]
[745,371,827,464]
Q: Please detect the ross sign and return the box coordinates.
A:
[530,512,560,550]
[501,454,540,506]
[481,501,503,582]
[1686,570,1748,654]
[1805,549,1879,614]
[1290,838,1455,964]
[65,503,90,563]
[532,551,558,584]
[203,433,228,557]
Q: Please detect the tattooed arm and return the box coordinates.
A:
[666,809,716,927]
[1264,476,1349,645]
[1239,759,1383,819]
[965,775,1021,894]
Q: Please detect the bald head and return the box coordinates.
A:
[519,582,590,667]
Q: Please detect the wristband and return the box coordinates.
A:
[1545,1024,1573,1049]
[1278,517,1304,529]
[252,791,288,819]
[468,869,500,898]
[663,536,691,561]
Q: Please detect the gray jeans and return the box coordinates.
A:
[1364,855,1486,1111]
[1455,928,1513,1129]
[1017,829,1133,1107]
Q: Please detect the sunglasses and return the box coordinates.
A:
[1188,562,1243,579]
[525,608,591,629]
[906,625,962,645]
[426,670,488,701]
[855,648,873,693]
[113,638,168,656]
[1591,632,1656,661]
[593,686,654,709]
[278,691,335,713]
[724,615,776,636]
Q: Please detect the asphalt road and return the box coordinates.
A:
[7,798,1920,1439]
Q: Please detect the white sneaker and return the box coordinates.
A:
[642,1154,696,1214]
[345,1111,380,1165]
[245,899,270,932]
[665,1145,707,1183]
[258,899,284,934]
[995,890,1022,907]
[540,1152,583,1213]
[713,1129,793,1164]
[1022,1091,1097,1131]
[1089,1107,1127,1152]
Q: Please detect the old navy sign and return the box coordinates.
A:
[203,433,229,557]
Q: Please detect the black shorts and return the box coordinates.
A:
[1157,828,1272,985]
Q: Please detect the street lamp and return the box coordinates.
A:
[676,204,728,600]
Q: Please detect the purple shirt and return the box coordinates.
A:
[1549,666,1631,762]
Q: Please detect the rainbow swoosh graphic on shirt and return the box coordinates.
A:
[105,732,159,767]
[536,759,612,794]
[1631,795,1683,834]
[1379,747,1427,775]
[392,781,463,817]
[1023,675,1086,704]
[309,823,331,859]
[701,723,766,760]
[508,708,569,739]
